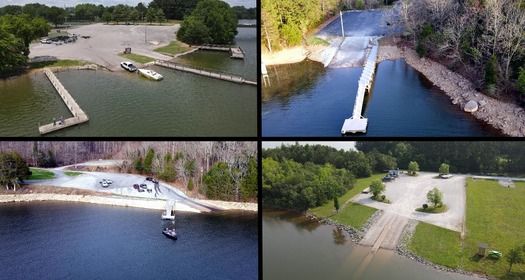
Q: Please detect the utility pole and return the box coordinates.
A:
[340,10,345,37]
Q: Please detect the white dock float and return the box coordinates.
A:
[341,44,378,134]
[161,200,175,220]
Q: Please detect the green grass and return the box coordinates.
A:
[154,40,192,56]
[29,168,55,180]
[331,203,378,230]
[409,222,463,268]
[306,36,330,46]
[409,178,525,278]
[310,174,383,217]
[29,59,89,69]
[416,204,448,213]
[64,171,83,177]
[118,53,154,64]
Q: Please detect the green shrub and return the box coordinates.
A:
[485,55,498,88]
[187,177,194,191]
[355,0,365,10]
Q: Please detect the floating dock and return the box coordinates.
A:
[161,200,175,220]
[154,60,256,86]
[38,68,89,135]
[341,44,378,134]
[197,44,245,59]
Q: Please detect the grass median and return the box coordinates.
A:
[408,178,525,278]
[29,168,55,180]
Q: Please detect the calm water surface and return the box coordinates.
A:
[263,210,480,280]
[0,29,256,137]
[262,59,499,137]
[0,202,258,279]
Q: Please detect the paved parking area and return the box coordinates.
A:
[352,172,466,232]
[30,23,176,70]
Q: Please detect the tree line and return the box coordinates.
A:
[0,142,257,202]
[356,141,525,176]
[263,142,525,210]
[399,0,525,100]
[0,1,254,24]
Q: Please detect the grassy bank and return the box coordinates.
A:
[408,178,525,278]
[29,59,89,69]
[310,174,382,229]
[118,53,154,64]
[154,40,192,56]
[64,171,83,176]
[29,168,55,180]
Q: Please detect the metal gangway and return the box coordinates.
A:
[341,44,378,134]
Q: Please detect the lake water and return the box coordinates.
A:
[263,210,480,280]
[262,59,500,137]
[0,28,256,137]
[0,202,258,279]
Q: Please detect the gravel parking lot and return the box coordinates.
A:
[30,23,177,70]
[353,172,466,232]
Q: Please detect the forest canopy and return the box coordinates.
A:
[176,0,238,45]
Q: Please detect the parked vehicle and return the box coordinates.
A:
[120,61,137,72]
[139,184,148,189]
[382,175,393,182]
[133,184,140,190]
[101,181,109,188]
[146,177,153,181]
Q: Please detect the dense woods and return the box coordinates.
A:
[0,142,257,202]
[263,142,525,210]
[261,0,394,52]
[399,0,525,98]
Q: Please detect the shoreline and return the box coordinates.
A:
[304,209,487,279]
[0,192,258,213]
[377,44,525,137]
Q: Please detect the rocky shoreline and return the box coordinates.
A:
[395,220,489,279]
[378,44,525,137]
[306,209,384,243]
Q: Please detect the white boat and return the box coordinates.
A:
[138,69,163,81]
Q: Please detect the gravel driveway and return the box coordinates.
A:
[353,172,466,232]
[30,23,177,70]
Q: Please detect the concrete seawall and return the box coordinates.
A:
[0,194,200,213]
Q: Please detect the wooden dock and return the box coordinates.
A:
[197,44,245,59]
[341,44,378,134]
[39,68,89,135]
[153,60,256,86]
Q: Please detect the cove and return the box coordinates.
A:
[262,59,500,137]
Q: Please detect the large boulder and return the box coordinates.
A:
[464,100,479,113]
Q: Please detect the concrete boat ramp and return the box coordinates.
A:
[360,212,409,251]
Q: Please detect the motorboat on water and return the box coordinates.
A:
[162,228,177,240]
[138,68,163,81]
[120,61,137,72]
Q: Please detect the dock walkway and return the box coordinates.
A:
[341,44,378,134]
[197,44,245,59]
[39,68,89,135]
[154,60,256,86]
